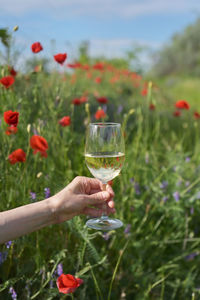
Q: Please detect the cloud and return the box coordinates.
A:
[1,0,200,18]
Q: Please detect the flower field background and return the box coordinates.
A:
[1,35,200,300]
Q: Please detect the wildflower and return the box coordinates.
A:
[4,110,19,127]
[6,241,13,249]
[173,191,180,202]
[30,135,48,157]
[5,126,18,135]
[160,181,168,189]
[8,66,17,77]
[94,77,101,84]
[175,100,190,110]
[56,274,83,294]
[30,192,36,201]
[31,42,43,53]
[96,97,108,104]
[134,182,140,195]
[124,224,131,234]
[58,116,71,126]
[162,196,169,203]
[185,252,198,261]
[0,251,8,265]
[8,149,26,164]
[54,53,67,65]
[57,263,63,276]
[9,287,17,300]
[149,103,155,110]
[194,112,200,119]
[0,76,15,88]
[72,98,82,105]
[44,187,50,198]
[141,88,148,96]
[185,157,190,162]
[173,111,181,117]
[93,62,104,71]
[95,109,106,120]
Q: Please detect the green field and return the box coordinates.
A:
[1,60,200,300]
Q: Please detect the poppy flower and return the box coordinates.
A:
[58,116,71,126]
[94,77,101,84]
[93,62,104,71]
[0,76,15,88]
[95,109,106,120]
[31,42,43,53]
[5,126,18,135]
[175,100,190,110]
[149,103,155,110]
[30,135,48,157]
[80,96,88,103]
[8,66,17,77]
[72,98,81,105]
[194,112,200,119]
[173,111,181,117]
[8,149,26,164]
[4,110,19,127]
[141,88,148,96]
[56,274,83,294]
[54,53,67,65]
[96,97,108,104]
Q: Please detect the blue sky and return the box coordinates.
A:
[0,0,200,68]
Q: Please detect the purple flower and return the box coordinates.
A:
[0,251,8,265]
[124,224,131,234]
[134,182,140,195]
[30,191,36,201]
[44,188,50,199]
[0,119,1,126]
[6,241,12,249]
[117,105,123,114]
[130,177,134,183]
[9,287,17,300]
[185,181,190,187]
[185,252,198,261]
[190,207,194,215]
[173,191,180,202]
[102,232,110,241]
[57,263,63,276]
[162,196,169,203]
[160,181,168,189]
[185,157,190,162]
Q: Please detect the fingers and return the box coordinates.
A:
[85,191,110,205]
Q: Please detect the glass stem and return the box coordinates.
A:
[101,183,108,220]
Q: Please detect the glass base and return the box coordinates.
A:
[86,217,123,231]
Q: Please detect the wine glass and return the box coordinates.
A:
[84,122,125,230]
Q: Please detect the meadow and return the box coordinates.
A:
[1,49,200,300]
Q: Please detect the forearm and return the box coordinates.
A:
[0,198,55,244]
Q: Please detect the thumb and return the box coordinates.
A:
[85,191,110,205]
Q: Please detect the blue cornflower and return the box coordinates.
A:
[185,252,198,261]
[57,263,63,276]
[160,181,168,189]
[44,188,50,199]
[124,224,131,235]
[162,196,169,203]
[185,157,190,162]
[30,192,36,201]
[6,241,12,249]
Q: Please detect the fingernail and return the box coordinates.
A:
[102,191,110,199]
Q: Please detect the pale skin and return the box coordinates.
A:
[0,176,115,244]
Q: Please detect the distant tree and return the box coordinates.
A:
[151,18,200,77]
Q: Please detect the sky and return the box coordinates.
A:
[0,0,200,69]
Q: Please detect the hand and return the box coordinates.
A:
[50,176,115,223]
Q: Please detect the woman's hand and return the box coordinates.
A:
[50,176,115,223]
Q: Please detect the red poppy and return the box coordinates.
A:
[54,53,67,65]
[30,135,48,157]
[94,77,101,84]
[96,97,108,104]
[149,103,155,110]
[175,100,190,110]
[95,109,106,120]
[67,62,82,68]
[8,149,26,164]
[72,98,81,105]
[8,66,17,77]
[194,112,200,119]
[31,42,43,53]
[5,126,18,135]
[93,62,104,71]
[56,274,83,294]
[141,88,148,96]
[80,96,88,103]
[0,76,15,88]
[4,110,19,127]
[173,111,181,117]
[58,116,71,126]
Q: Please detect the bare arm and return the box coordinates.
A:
[0,176,115,244]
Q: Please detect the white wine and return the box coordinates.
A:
[85,152,125,183]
